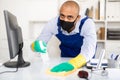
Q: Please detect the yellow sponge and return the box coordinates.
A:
[46,68,77,76]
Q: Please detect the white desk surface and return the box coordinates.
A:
[0,56,120,80]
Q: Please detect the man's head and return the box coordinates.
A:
[59,1,80,32]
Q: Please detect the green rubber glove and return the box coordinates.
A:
[31,40,47,53]
[50,62,74,72]
[50,54,86,72]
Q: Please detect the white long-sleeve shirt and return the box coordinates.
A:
[37,15,97,61]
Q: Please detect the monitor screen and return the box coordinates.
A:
[3,10,30,68]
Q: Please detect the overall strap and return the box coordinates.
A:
[57,17,62,34]
[79,16,89,32]
[57,17,60,27]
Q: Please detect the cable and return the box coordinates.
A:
[0,67,18,74]
[0,60,19,74]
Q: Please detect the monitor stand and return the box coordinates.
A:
[4,44,30,68]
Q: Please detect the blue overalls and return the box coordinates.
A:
[56,17,89,57]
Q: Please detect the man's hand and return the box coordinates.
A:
[50,54,86,72]
[31,40,47,53]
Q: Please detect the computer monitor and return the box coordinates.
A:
[3,10,30,68]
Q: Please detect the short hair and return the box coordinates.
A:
[60,1,80,14]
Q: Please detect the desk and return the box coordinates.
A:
[0,56,120,80]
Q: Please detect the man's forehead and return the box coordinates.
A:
[60,6,78,16]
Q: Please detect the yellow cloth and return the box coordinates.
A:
[69,54,86,69]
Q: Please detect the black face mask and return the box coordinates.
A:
[60,18,77,32]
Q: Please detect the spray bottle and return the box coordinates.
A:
[38,40,49,63]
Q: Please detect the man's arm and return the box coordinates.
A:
[31,17,58,53]
[36,17,58,43]
[80,18,97,62]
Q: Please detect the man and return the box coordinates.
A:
[31,0,97,72]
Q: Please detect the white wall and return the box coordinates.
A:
[0,0,58,40]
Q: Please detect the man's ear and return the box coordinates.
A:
[76,15,81,21]
[77,15,81,21]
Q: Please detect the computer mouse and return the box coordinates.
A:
[78,70,88,79]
